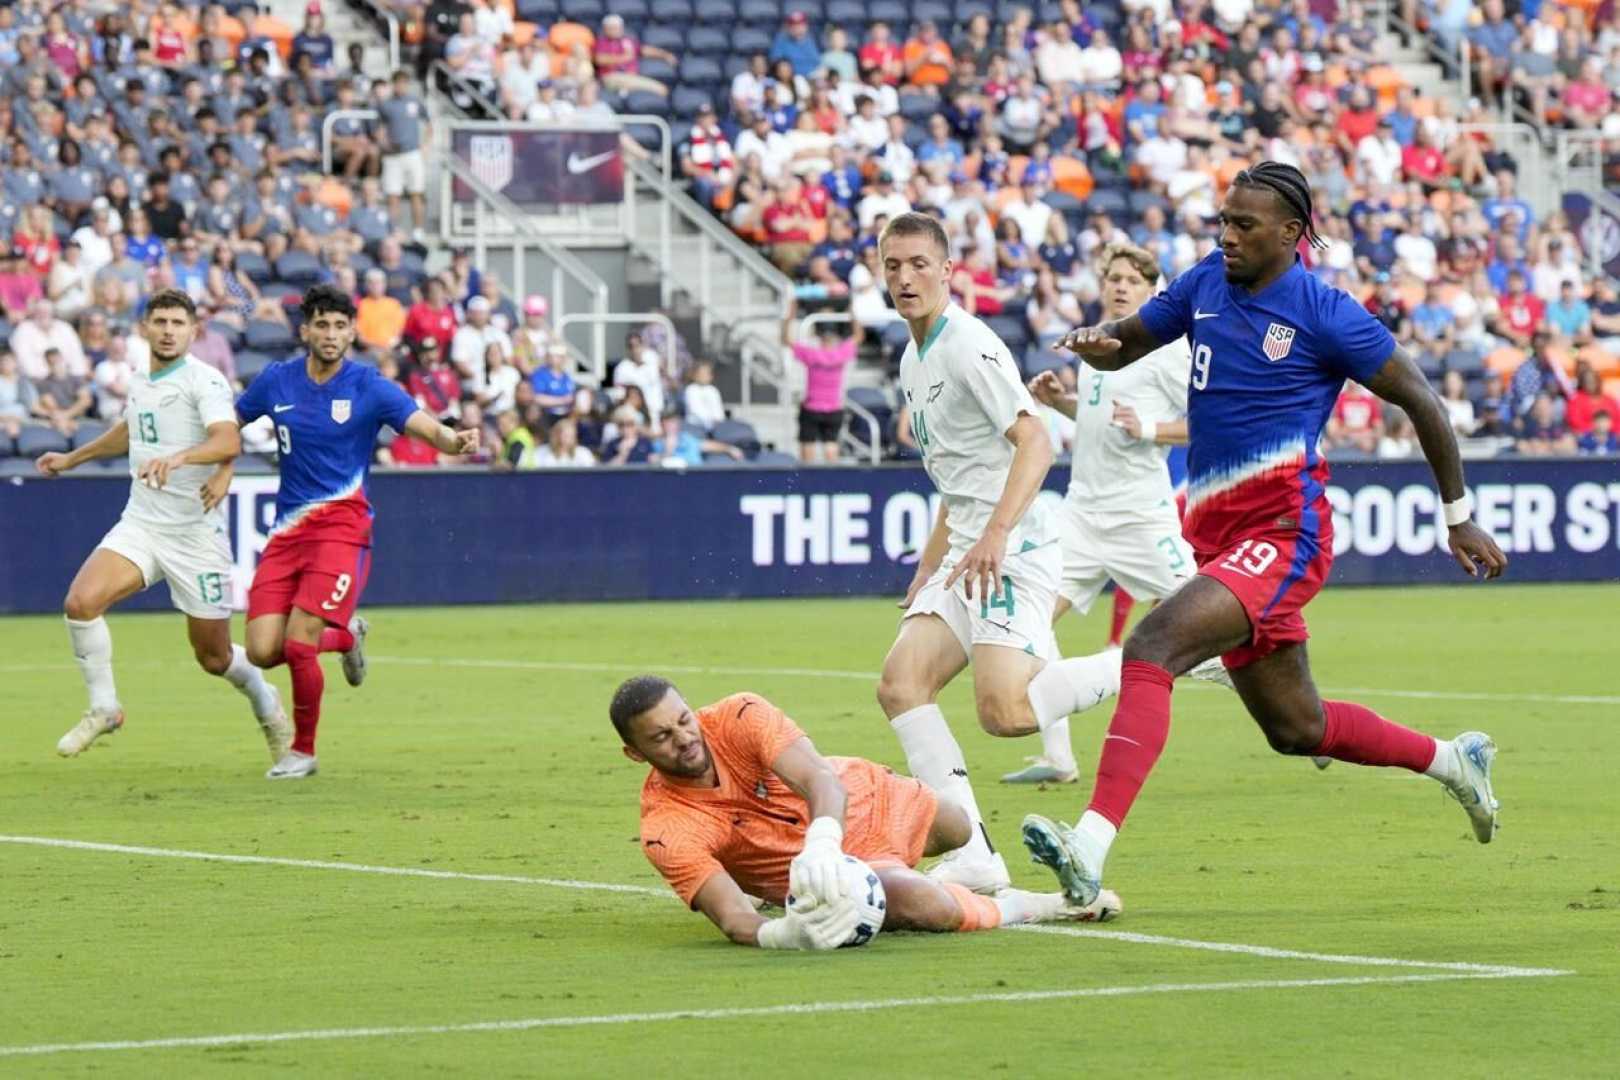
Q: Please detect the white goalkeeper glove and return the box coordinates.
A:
[756,897,860,951]
[788,816,845,907]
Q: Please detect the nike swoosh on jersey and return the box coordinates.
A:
[273,404,295,413]
[1193,309,1219,320]
[565,150,617,175]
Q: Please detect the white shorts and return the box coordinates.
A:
[1057,500,1195,614]
[98,516,234,621]
[903,542,1060,659]
[381,149,427,196]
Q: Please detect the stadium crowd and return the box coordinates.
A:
[2,0,1619,474]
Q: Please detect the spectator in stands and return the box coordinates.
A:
[533,416,596,468]
[819,26,857,82]
[903,19,952,88]
[1439,370,1477,436]
[1579,409,1619,455]
[682,103,736,209]
[951,243,1014,317]
[377,70,431,238]
[357,268,406,354]
[205,243,287,328]
[476,343,521,419]
[450,294,510,396]
[771,11,820,78]
[1326,381,1383,454]
[1516,392,1576,455]
[761,177,816,275]
[11,298,86,380]
[612,331,665,424]
[491,408,536,470]
[603,405,655,465]
[443,11,498,105]
[291,3,334,75]
[30,346,93,436]
[530,341,576,420]
[0,247,44,324]
[1378,406,1418,459]
[784,316,855,464]
[1567,365,1620,437]
[1545,281,1593,345]
[406,334,461,422]
[652,410,745,468]
[682,360,726,431]
[189,303,238,386]
[1509,332,1571,421]
[1495,269,1544,348]
[0,349,37,440]
[594,14,676,98]
[404,277,458,350]
[510,295,552,373]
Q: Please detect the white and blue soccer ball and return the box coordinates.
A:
[787,854,887,948]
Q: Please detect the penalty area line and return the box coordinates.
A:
[0,970,1570,1060]
[1,835,1570,979]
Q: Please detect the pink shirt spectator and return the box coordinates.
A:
[792,338,857,413]
[594,35,640,75]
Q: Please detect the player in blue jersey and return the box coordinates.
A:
[1019,162,1509,906]
[236,285,478,779]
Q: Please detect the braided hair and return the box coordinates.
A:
[1231,161,1327,250]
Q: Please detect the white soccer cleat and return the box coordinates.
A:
[258,686,292,763]
[1021,813,1102,907]
[1061,887,1122,923]
[1441,731,1499,843]
[340,616,369,688]
[1185,657,1234,689]
[926,849,1011,894]
[1001,756,1079,784]
[266,749,318,780]
[56,707,125,756]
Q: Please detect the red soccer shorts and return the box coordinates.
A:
[1196,528,1332,670]
[247,535,372,627]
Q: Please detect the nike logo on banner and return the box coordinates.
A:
[1193,310,1219,320]
[273,404,295,413]
[566,150,617,175]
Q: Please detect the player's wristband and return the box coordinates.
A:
[1442,493,1473,528]
[1138,419,1158,444]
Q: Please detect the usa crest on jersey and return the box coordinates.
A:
[331,399,352,424]
[1262,323,1296,362]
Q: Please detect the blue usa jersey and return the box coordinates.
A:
[1137,250,1395,554]
[237,358,419,545]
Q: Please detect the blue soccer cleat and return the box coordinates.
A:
[1021,813,1101,907]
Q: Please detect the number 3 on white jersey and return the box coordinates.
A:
[1192,344,1212,391]
[1221,539,1278,576]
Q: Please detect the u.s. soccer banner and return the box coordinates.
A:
[1,459,1617,613]
[450,128,625,206]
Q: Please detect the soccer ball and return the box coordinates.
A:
[787,854,887,948]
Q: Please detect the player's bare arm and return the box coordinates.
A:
[138,420,241,491]
[1027,371,1078,418]
[1364,346,1508,580]
[691,868,858,949]
[944,413,1052,602]
[35,419,130,476]
[899,502,951,609]
[403,408,480,455]
[773,736,852,905]
[200,461,234,512]
[1057,314,1164,372]
[1110,402,1188,446]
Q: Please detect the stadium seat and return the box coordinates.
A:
[1443,347,1484,377]
[670,85,714,119]
[638,56,676,83]
[702,451,740,466]
[0,457,35,478]
[881,320,912,363]
[786,0,824,21]
[1084,188,1130,219]
[17,426,70,456]
[754,450,799,467]
[623,90,670,117]
[0,430,14,457]
[643,25,684,53]
[260,282,304,303]
[827,0,865,25]
[686,27,730,55]
[954,0,993,20]
[677,56,724,86]
[694,0,734,23]
[911,0,952,23]
[208,320,245,350]
[71,421,108,449]
[733,27,773,55]
[515,0,559,20]
[245,321,297,354]
[237,251,273,285]
[615,0,649,17]
[559,0,604,23]
[723,54,753,81]
[985,314,1030,353]
[847,386,893,451]
[236,350,276,383]
[870,0,909,24]
[898,92,938,122]
[273,251,324,286]
[653,0,694,20]
[711,419,761,456]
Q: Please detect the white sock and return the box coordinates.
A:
[220,644,278,720]
[66,616,119,713]
[1423,738,1461,785]
[1073,809,1119,878]
[992,888,1069,926]
[1027,650,1124,730]
[890,704,995,862]
[1038,716,1076,771]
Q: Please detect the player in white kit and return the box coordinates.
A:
[35,289,290,761]
[874,214,1160,893]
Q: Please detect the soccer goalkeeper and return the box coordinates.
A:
[612,675,1120,950]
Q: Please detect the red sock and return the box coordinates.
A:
[1086,660,1174,828]
[1107,588,1136,648]
[1314,700,1437,772]
[318,626,355,654]
[284,639,324,755]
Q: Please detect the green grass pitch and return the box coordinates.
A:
[2,584,1618,1077]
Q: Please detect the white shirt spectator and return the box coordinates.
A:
[1001,92,1043,139]
[1394,233,1439,282]
[1211,0,1254,32]
[71,225,114,276]
[501,50,550,113]
[731,69,768,115]
[839,81,897,117]
[1166,166,1217,220]
[784,127,834,177]
[1531,259,1581,302]
[613,354,665,424]
[734,126,792,181]
[1004,196,1054,247]
[875,137,915,183]
[1125,0,1174,18]
[1137,134,1188,187]
[1036,35,1085,86]
[527,95,575,123]
[1077,40,1123,86]
[845,112,889,153]
[1444,395,1477,435]
[683,381,726,429]
[48,257,95,321]
[473,1,512,45]
[93,355,134,418]
[11,317,89,379]
[451,320,512,394]
[1356,133,1403,186]
[857,188,912,230]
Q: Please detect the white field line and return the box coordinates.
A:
[0,835,1570,980]
[3,654,1613,707]
[0,970,1568,1060]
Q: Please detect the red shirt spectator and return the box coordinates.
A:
[1401,141,1447,186]
[763,195,812,245]
[1501,292,1545,340]
[801,183,829,220]
[404,291,459,347]
[153,25,187,66]
[1336,104,1378,148]
[954,262,1004,316]
[858,26,903,85]
[386,432,441,466]
[407,355,462,419]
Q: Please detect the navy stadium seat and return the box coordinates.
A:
[639,56,676,83]
[910,0,951,24]
[614,0,649,18]
[623,90,670,117]
[985,314,1030,353]
[71,421,109,449]
[686,26,730,55]
[559,0,604,22]
[694,0,734,23]
[17,426,71,456]
[898,92,937,121]
[236,251,273,284]
[515,0,558,19]
[754,450,799,467]
[670,85,714,119]
[273,251,324,285]
[1084,187,1130,219]
[653,0,693,20]
[1444,348,1485,376]
[869,0,909,24]
[711,418,761,456]
[827,0,865,25]
[244,320,297,354]
[733,27,773,54]
[677,55,723,85]
[955,0,993,20]
[0,430,14,457]
[235,350,276,383]
[643,25,684,53]
[739,0,782,24]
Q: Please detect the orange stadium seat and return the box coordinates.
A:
[1486,346,1527,376]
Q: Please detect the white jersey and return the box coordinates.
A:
[899,302,1052,560]
[1066,339,1190,514]
[122,356,238,529]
